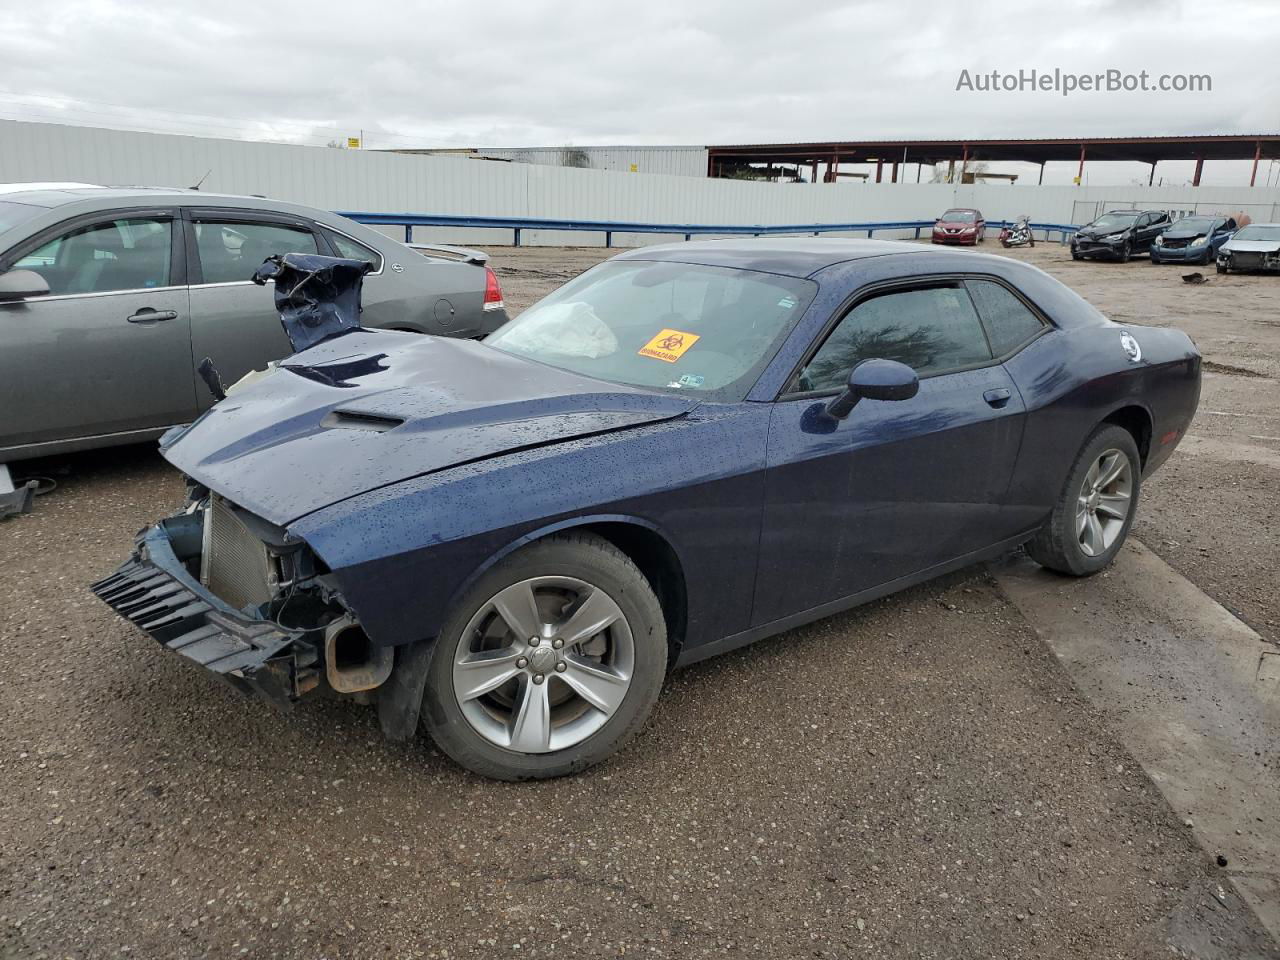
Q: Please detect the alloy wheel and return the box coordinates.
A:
[1076,448,1133,557]
[451,576,634,754]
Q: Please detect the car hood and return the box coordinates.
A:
[1222,238,1280,253]
[935,220,976,229]
[161,331,697,526]
[1076,226,1132,239]
[1161,228,1212,240]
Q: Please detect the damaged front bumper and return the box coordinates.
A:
[90,511,322,708]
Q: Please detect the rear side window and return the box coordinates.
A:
[325,229,382,271]
[797,284,993,391]
[966,280,1046,356]
[194,220,317,285]
[14,217,172,296]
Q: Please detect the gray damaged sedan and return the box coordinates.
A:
[0,185,508,462]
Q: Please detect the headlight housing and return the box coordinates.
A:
[1189,235,1208,246]
[1102,232,1126,242]
[1154,236,1164,246]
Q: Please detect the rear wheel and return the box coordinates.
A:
[421,532,666,780]
[1027,425,1141,576]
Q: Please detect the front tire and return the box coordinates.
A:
[421,532,667,780]
[1026,425,1141,576]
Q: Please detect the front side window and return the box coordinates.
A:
[487,260,816,402]
[13,217,172,295]
[194,220,317,285]
[797,284,992,393]
[966,280,1045,356]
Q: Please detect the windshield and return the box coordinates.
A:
[0,200,42,235]
[940,210,976,222]
[486,260,817,402]
[1089,214,1139,231]
[1171,217,1218,233]
[1233,225,1280,241]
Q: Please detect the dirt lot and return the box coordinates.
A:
[1,240,1277,959]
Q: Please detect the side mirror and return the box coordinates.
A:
[826,358,920,420]
[0,269,50,302]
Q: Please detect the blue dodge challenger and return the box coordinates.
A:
[93,240,1201,780]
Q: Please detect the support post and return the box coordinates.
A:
[891,161,899,183]
[811,160,818,183]
[916,163,922,183]
[1251,142,1261,187]
[605,231,612,248]
[1192,157,1204,187]
[1038,162,1045,185]
[514,228,522,247]
[404,224,412,243]
[1148,162,1156,186]
[946,159,955,183]
[875,159,883,183]
[1076,145,1086,184]
[960,145,969,182]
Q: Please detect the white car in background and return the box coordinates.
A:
[1217,223,1280,274]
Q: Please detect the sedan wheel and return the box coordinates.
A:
[452,576,635,754]
[422,532,666,780]
[1027,424,1141,576]
[1074,449,1134,558]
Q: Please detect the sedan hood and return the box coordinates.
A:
[1222,238,1280,253]
[935,220,976,229]
[1076,227,1129,240]
[162,332,696,525]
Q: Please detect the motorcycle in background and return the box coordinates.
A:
[1000,215,1035,248]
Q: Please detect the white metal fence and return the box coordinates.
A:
[3,120,1279,246]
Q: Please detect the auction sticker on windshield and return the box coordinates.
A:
[639,329,700,363]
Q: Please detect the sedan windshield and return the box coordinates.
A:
[1170,217,1218,233]
[1233,225,1280,241]
[1089,214,1138,231]
[940,210,976,222]
[487,260,817,402]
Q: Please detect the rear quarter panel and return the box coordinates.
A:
[1001,322,1200,532]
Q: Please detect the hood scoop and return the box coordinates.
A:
[321,410,405,432]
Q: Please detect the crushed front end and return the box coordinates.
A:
[91,487,387,709]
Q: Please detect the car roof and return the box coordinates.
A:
[0,183,319,217]
[611,237,932,278]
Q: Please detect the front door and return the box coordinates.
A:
[185,211,323,406]
[0,211,196,451]
[753,281,1027,625]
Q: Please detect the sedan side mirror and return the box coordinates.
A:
[826,358,920,420]
[0,269,50,302]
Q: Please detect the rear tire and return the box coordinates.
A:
[1026,425,1142,576]
[421,532,667,780]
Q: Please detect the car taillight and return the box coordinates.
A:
[483,267,504,312]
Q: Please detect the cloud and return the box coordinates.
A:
[0,0,1275,184]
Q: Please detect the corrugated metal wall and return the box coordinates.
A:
[473,146,709,178]
[2,120,1278,247]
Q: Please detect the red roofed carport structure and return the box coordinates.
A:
[706,135,1280,187]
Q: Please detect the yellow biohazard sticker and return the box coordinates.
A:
[638,328,700,363]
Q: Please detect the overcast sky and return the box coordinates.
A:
[2,0,1278,185]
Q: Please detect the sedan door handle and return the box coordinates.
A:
[983,387,1012,408]
[127,308,177,324]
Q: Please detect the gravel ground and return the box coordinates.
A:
[1,239,1276,959]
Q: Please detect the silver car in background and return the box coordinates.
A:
[0,185,508,462]
[1217,223,1280,274]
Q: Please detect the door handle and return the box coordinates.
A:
[983,387,1012,408]
[127,308,177,323]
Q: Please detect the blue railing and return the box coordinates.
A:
[336,211,1080,247]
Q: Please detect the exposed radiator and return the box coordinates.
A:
[200,497,274,613]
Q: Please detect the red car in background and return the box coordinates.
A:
[931,208,985,245]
